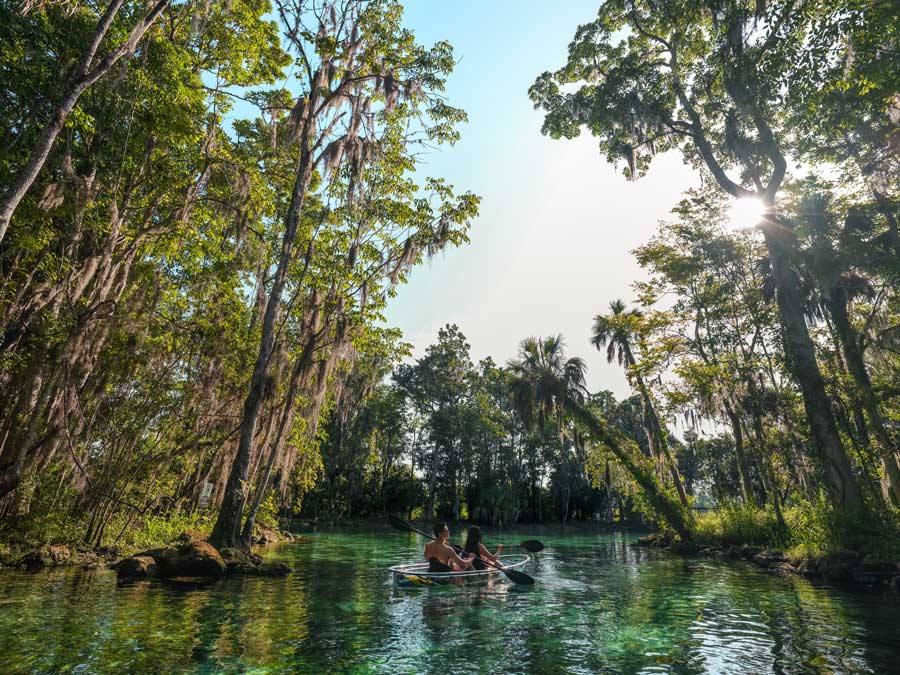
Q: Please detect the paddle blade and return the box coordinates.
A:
[519,540,544,553]
[389,514,414,533]
[504,567,535,585]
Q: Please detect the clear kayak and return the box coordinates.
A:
[388,554,530,588]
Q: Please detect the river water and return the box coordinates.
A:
[1,530,898,674]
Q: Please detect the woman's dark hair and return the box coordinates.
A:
[433,522,447,537]
[463,526,482,554]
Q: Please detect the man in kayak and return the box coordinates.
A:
[425,522,474,573]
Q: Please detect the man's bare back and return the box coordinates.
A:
[425,522,473,572]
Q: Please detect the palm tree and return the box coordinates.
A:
[507,336,692,540]
[591,301,689,506]
[507,335,586,435]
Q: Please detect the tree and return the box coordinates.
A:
[395,324,475,520]
[531,0,865,508]
[209,0,478,549]
[0,0,174,241]
[793,190,900,503]
[633,188,797,506]
[507,335,692,539]
[0,0,479,550]
[0,0,289,509]
[784,1,900,262]
[592,299,689,505]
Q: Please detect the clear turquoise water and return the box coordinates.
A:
[1,530,898,674]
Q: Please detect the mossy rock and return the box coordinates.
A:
[117,555,158,581]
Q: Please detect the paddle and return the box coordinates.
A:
[388,515,535,586]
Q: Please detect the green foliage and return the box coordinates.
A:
[0,0,479,550]
[0,469,211,551]
[118,512,213,551]
[531,0,900,539]
[694,503,788,549]
[785,498,900,561]
[695,498,900,561]
[253,492,281,532]
[0,474,85,547]
[308,326,618,525]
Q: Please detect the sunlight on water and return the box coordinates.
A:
[1,530,898,674]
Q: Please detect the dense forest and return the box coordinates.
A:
[0,0,479,552]
[304,325,660,526]
[1,0,899,562]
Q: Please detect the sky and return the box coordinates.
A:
[382,1,700,399]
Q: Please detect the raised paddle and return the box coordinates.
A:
[388,515,535,586]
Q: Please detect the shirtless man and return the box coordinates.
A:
[424,522,474,573]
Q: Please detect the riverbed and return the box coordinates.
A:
[1,530,898,674]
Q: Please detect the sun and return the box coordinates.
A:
[726,197,767,231]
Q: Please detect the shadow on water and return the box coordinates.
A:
[1,530,899,674]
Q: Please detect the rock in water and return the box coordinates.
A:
[46,545,71,564]
[219,546,292,577]
[117,555,158,581]
[817,551,862,582]
[157,540,227,579]
[637,533,670,548]
[752,552,788,569]
[20,551,46,571]
[118,541,289,581]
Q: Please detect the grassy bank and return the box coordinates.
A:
[691,500,900,562]
[0,508,213,553]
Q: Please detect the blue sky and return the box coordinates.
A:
[384,1,699,398]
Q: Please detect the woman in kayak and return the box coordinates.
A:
[425,522,474,573]
[463,526,503,570]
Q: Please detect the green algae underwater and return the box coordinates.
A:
[1,531,898,674]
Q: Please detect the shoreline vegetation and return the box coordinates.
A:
[648,505,900,596]
[0,522,297,579]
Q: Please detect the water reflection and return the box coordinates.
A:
[0,531,898,674]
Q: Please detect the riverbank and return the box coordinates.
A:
[632,502,900,596]
[0,524,297,579]
[640,532,900,597]
[0,541,123,571]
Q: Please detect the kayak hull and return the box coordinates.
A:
[388,554,530,588]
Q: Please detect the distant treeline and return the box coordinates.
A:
[303,325,735,526]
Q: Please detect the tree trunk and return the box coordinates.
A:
[827,288,900,504]
[677,71,862,508]
[642,394,689,507]
[566,400,692,540]
[209,147,316,550]
[723,401,754,506]
[239,353,312,547]
[623,343,690,506]
[750,413,786,531]
[760,223,864,508]
[425,461,436,520]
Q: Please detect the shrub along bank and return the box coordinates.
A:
[641,502,900,593]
